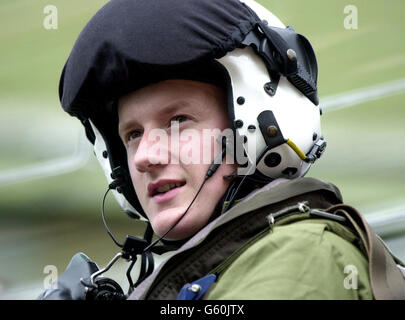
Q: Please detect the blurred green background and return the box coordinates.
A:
[0,0,404,299]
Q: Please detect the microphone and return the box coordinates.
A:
[205,136,228,179]
[205,145,227,179]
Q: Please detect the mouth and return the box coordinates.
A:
[148,180,186,198]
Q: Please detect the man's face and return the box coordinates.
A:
[118,80,236,240]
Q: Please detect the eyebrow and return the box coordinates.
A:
[118,99,193,138]
[161,100,192,116]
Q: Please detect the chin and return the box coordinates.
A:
[150,207,189,238]
[153,224,191,241]
[154,211,206,241]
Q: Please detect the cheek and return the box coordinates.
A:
[127,154,146,198]
[130,170,142,191]
[191,162,236,225]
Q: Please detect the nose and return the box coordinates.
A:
[133,129,170,172]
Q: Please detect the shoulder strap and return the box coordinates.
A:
[326,204,405,300]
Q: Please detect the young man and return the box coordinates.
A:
[117,80,238,241]
[39,0,405,300]
[117,79,372,300]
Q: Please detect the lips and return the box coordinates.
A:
[148,179,186,197]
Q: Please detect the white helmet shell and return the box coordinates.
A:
[217,47,321,179]
[216,0,322,179]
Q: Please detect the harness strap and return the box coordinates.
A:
[326,204,405,300]
[196,203,405,300]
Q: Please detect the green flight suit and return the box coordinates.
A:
[129,178,375,300]
[206,217,372,299]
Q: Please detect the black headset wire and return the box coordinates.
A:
[141,145,227,254]
[102,144,269,254]
[101,187,156,295]
[141,144,270,254]
[98,142,227,293]
[99,142,268,291]
[225,146,270,210]
[101,187,124,248]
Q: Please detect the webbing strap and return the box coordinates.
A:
[327,204,405,300]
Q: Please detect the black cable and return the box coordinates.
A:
[101,145,267,254]
[135,251,154,287]
[96,143,270,296]
[126,259,136,294]
[142,145,227,254]
[99,144,226,292]
[101,187,124,248]
[142,180,206,253]
[226,146,269,210]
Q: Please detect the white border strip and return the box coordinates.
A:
[365,203,405,237]
[0,134,91,186]
[322,77,405,112]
